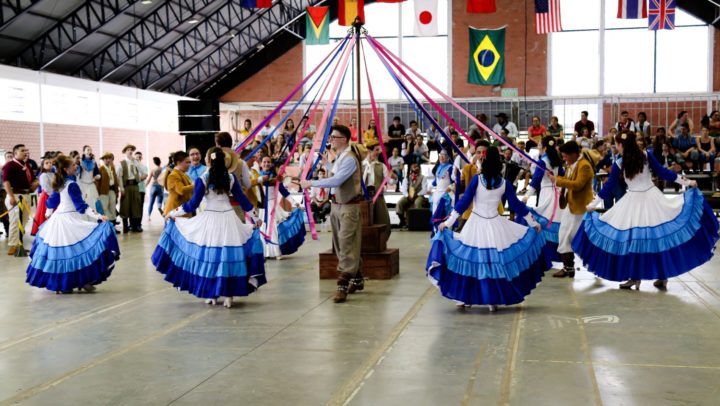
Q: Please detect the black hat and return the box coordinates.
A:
[495,113,508,119]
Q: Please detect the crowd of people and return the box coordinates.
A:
[2,107,719,309]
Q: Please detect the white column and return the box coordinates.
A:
[398,2,403,100]
[37,72,45,154]
[98,88,103,153]
[598,0,606,98]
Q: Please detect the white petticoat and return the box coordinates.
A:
[174,208,255,247]
[600,186,684,230]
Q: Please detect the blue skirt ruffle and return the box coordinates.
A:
[151,221,266,299]
[26,222,120,291]
[516,210,561,262]
[277,208,306,256]
[427,229,550,305]
[573,191,719,281]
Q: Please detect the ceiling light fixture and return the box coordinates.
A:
[188,19,199,24]
[141,0,152,4]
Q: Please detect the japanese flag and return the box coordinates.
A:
[414,0,438,37]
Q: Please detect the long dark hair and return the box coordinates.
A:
[541,136,562,168]
[52,155,73,191]
[481,146,503,188]
[615,131,645,179]
[207,147,230,195]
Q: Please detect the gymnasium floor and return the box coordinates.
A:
[1,216,719,405]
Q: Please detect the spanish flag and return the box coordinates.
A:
[338,0,365,26]
[467,27,505,85]
[306,6,329,45]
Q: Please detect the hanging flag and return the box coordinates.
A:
[467,0,496,13]
[338,0,365,26]
[240,0,272,8]
[414,0,438,37]
[467,27,505,86]
[617,0,647,19]
[648,0,675,30]
[376,0,405,2]
[306,6,329,45]
[535,0,562,34]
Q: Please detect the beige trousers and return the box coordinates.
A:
[98,191,118,221]
[330,202,362,280]
[4,194,30,247]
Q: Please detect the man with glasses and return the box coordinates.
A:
[187,147,207,182]
[301,125,363,303]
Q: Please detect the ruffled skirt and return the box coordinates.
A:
[151,209,266,299]
[26,212,120,291]
[573,187,719,281]
[427,214,549,305]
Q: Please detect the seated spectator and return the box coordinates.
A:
[574,127,594,150]
[574,111,595,136]
[547,116,564,138]
[614,110,636,132]
[492,113,518,138]
[441,130,465,151]
[672,125,697,171]
[527,115,546,147]
[670,111,694,137]
[363,119,378,147]
[310,169,331,224]
[388,147,404,191]
[467,113,489,142]
[426,122,441,151]
[636,112,651,137]
[401,134,415,165]
[406,120,421,138]
[695,127,715,172]
[387,116,405,152]
[411,136,430,164]
[349,118,358,142]
[395,162,429,228]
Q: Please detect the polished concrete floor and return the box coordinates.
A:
[1,215,719,406]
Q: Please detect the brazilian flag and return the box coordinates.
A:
[468,27,505,86]
[306,6,329,45]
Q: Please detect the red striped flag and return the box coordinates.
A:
[535,0,562,34]
[467,0,496,13]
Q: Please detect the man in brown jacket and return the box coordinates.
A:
[97,152,119,233]
[163,151,195,217]
[548,141,595,278]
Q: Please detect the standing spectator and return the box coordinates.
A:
[547,116,564,138]
[2,144,38,254]
[672,125,697,172]
[670,111,694,137]
[387,116,406,153]
[614,111,636,132]
[117,144,143,233]
[0,151,14,237]
[78,146,101,212]
[492,113,518,138]
[636,112,651,138]
[25,152,38,175]
[147,156,164,217]
[527,115,547,148]
[187,147,206,182]
[574,111,596,136]
[695,127,715,172]
[282,119,295,141]
[31,153,55,236]
[134,151,149,224]
[388,147,404,191]
[97,152,120,233]
[240,119,252,140]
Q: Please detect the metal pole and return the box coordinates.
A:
[354,16,363,143]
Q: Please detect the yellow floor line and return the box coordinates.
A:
[326,286,435,406]
[461,344,487,406]
[569,283,604,406]
[521,359,720,370]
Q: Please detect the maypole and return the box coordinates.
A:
[353,16,364,143]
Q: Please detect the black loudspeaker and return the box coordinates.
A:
[178,116,220,133]
[407,208,432,231]
[184,133,216,159]
[178,100,219,116]
[178,100,220,134]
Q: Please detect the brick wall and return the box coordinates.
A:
[220,43,304,103]
[0,119,182,166]
[714,28,720,92]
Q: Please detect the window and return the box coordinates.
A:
[550,31,600,96]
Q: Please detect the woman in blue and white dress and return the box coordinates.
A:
[430,149,455,226]
[256,156,305,259]
[518,136,564,262]
[78,146,101,213]
[575,131,719,290]
[428,147,550,312]
[152,148,266,308]
[26,155,119,294]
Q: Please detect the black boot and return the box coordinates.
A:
[347,272,365,294]
[553,253,575,278]
[122,218,129,234]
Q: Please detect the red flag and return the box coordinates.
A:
[467,0,496,13]
[376,0,405,2]
[338,0,365,26]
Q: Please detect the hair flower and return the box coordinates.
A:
[210,152,217,160]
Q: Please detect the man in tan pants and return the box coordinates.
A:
[301,125,363,303]
[2,144,38,255]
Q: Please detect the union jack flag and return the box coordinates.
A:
[648,0,675,30]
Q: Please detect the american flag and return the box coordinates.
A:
[648,0,675,30]
[535,0,562,34]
